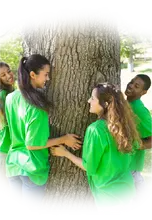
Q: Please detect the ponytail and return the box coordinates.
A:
[18,54,50,112]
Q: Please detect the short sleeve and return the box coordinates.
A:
[0,90,7,107]
[0,91,7,128]
[82,125,107,175]
[25,108,49,147]
[135,107,152,138]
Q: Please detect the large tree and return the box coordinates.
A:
[22,22,120,205]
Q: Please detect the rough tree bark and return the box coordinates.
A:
[22,22,120,205]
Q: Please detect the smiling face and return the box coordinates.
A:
[88,88,103,117]
[30,64,50,89]
[0,66,14,86]
[125,76,147,101]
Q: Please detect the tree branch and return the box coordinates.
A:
[0,19,24,38]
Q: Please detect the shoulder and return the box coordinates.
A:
[130,99,151,116]
[6,90,48,118]
[0,90,7,95]
[6,90,19,103]
[86,120,108,136]
[25,101,48,121]
[28,105,48,117]
[0,90,7,99]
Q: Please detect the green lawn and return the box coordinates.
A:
[140,68,152,73]
[121,59,152,73]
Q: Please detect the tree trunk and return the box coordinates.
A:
[128,44,134,72]
[22,22,120,205]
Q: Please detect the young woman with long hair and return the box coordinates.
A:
[51,82,142,205]
[5,54,81,202]
[0,62,14,184]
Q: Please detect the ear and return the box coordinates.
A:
[142,90,147,96]
[30,71,36,79]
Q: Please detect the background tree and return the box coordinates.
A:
[0,38,23,74]
[22,22,120,205]
[120,34,145,72]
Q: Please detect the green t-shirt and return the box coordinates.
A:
[5,90,50,185]
[0,90,11,153]
[82,120,134,204]
[129,99,152,171]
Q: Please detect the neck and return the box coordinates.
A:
[30,80,37,89]
[127,96,141,102]
[98,114,107,120]
[1,85,14,92]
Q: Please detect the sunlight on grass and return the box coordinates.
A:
[140,68,152,73]
[122,59,152,71]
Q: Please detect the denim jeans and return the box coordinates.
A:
[8,175,46,203]
[132,171,149,202]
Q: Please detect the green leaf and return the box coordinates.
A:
[0,38,23,76]
[120,35,145,60]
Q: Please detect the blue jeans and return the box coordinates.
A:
[8,176,46,203]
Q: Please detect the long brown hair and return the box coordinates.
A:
[0,62,14,121]
[95,82,142,153]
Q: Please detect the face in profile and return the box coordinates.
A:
[88,88,103,117]
[30,64,50,89]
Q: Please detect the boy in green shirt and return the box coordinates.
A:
[51,83,141,206]
[125,74,152,189]
[0,62,14,185]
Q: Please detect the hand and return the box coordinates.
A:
[51,145,67,157]
[63,134,82,150]
[138,145,144,150]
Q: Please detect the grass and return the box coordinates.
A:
[121,63,127,69]
[140,68,152,73]
[121,59,151,68]
[121,59,152,73]
[134,60,144,67]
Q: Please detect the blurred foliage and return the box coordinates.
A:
[120,17,152,58]
[0,38,23,75]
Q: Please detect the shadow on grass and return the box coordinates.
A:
[133,59,151,67]
[121,61,145,69]
[121,60,145,69]
[140,68,152,73]
[121,60,152,70]
[121,63,127,69]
